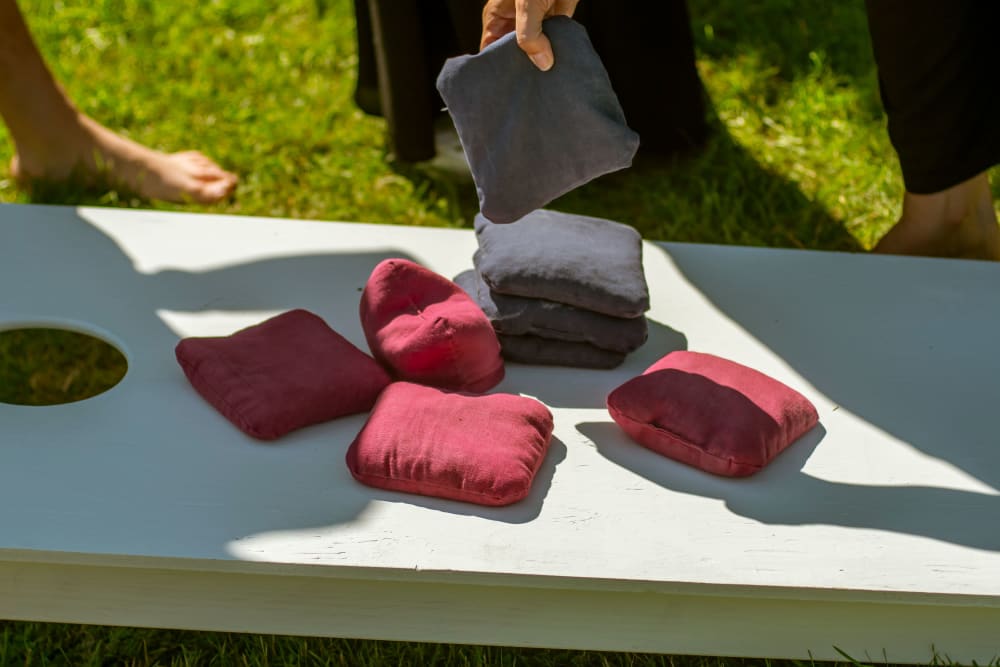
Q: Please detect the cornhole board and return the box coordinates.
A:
[1,203,998,663]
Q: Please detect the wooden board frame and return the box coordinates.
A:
[2,204,998,663]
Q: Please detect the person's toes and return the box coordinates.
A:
[206,170,238,191]
[176,150,223,169]
[189,175,237,204]
[171,152,237,183]
[186,153,214,168]
[185,167,237,204]
[197,165,237,183]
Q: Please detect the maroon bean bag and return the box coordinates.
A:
[175,309,391,440]
[347,382,554,506]
[607,351,819,477]
[360,259,504,393]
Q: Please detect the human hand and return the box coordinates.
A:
[480,0,580,71]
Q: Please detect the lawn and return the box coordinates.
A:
[1,0,997,664]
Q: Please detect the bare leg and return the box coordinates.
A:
[0,0,237,203]
[873,173,1000,261]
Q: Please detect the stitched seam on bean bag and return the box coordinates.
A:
[608,406,759,471]
[348,467,528,503]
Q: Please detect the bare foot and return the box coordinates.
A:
[10,114,237,204]
[874,173,1000,261]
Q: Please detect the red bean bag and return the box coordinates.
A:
[360,259,504,393]
[175,309,390,440]
[607,351,819,477]
[346,382,554,506]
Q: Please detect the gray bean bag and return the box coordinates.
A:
[499,334,626,369]
[473,209,649,318]
[436,16,639,224]
[454,270,647,354]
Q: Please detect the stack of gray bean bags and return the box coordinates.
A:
[455,209,650,369]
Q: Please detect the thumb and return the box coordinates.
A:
[519,33,554,71]
[516,0,555,71]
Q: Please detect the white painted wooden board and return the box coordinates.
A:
[1,203,998,663]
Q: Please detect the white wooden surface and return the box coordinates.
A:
[1,203,998,663]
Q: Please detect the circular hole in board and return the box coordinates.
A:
[0,325,128,406]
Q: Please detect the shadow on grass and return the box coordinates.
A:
[555,113,864,253]
[688,0,879,85]
[389,100,866,255]
[400,109,865,254]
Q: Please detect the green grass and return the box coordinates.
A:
[0,329,126,405]
[0,624,830,666]
[0,623,987,667]
[1,0,998,664]
[2,1,997,237]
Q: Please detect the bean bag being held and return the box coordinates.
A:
[437,16,639,224]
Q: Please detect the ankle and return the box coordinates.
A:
[12,107,86,159]
[11,110,144,180]
[901,174,993,229]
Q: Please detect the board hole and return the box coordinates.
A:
[0,327,128,406]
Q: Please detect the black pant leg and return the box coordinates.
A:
[865,0,1000,193]
[575,0,709,157]
[352,0,382,115]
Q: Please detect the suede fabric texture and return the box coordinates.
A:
[606,351,819,477]
[499,334,626,369]
[436,16,639,224]
[346,382,554,506]
[360,258,504,393]
[473,210,649,317]
[454,269,648,353]
[174,309,391,440]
